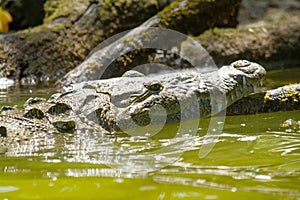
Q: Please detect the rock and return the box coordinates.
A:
[196,14,300,70]
[58,0,242,85]
[0,0,172,83]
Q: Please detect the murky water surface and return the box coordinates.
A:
[0,68,299,200]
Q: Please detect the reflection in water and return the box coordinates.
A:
[0,186,19,193]
[1,69,300,199]
[152,174,300,197]
[0,77,14,90]
[2,111,300,198]
[151,128,300,197]
[0,84,56,106]
[4,130,199,175]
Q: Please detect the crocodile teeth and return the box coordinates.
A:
[260,80,263,86]
[217,103,222,112]
[253,85,257,93]
[236,90,240,97]
[243,77,247,88]
[241,87,247,97]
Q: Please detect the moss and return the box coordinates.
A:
[264,85,300,112]
[22,29,55,46]
[283,88,300,103]
[158,0,241,35]
[157,0,181,27]
[264,93,272,102]
[44,0,90,24]
[0,0,239,83]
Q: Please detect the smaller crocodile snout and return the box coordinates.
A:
[232,60,266,80]
[231,60,251,68]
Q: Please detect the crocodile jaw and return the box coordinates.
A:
[219,60,266,107]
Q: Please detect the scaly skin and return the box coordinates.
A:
[0,115,55,152]
[0,60,266,142]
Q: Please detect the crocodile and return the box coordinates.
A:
[0,60,266,140]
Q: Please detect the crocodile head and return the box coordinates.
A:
[0,60,266,138]
[113,60,266,131]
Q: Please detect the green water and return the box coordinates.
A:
[0,68,300,200]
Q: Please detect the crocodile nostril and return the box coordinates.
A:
[232,60,251,68]
[0,126,7,137]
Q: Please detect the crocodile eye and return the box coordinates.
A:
[232,60,250,68]
[144,81,163,92]
[130,81,164,104]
